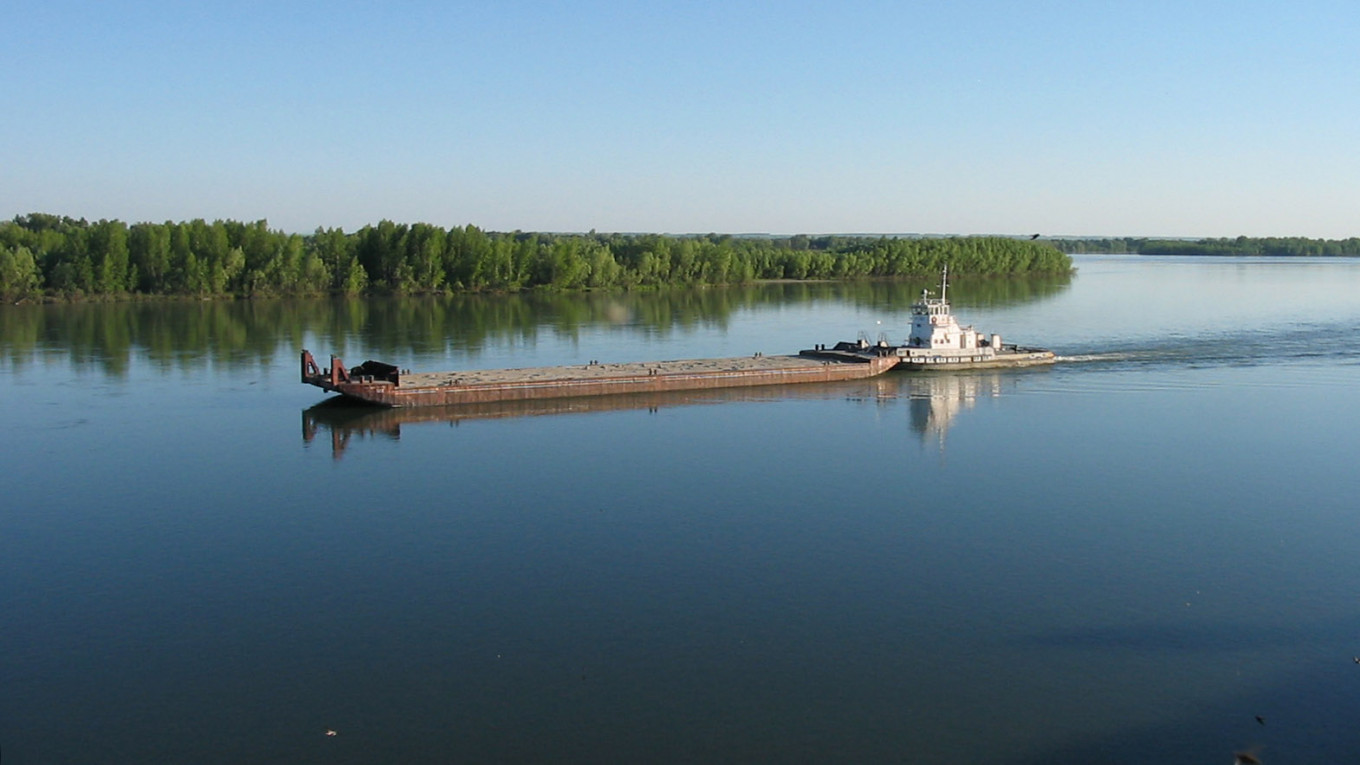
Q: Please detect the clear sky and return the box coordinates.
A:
[4,0,1357,238]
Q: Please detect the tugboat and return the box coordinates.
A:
[893,265,1054,369]
[801,265,1054,370]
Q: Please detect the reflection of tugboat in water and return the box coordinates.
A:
[896,265,1054,369]
[903,372,1006,447]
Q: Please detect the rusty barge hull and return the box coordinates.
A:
[301,349,900,408]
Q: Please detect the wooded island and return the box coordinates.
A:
[0,214,1070,301]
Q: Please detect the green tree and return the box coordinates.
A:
[311,227,356,292]
[0,244,43,300]
[89,219,130,294]
[129,223,172,292]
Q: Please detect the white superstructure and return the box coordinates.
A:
[905,265,994,351]
[894,265,1052,369]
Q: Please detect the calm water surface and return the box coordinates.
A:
[3,256,1360,763]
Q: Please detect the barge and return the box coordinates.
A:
[301,350,900,408]
[300,267,1054,408]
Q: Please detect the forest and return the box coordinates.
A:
[1051,236,1360,257]
[0,214,1071,301]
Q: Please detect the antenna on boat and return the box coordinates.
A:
[940,263,949,303]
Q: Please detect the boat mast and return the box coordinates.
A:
[940,263,949,303]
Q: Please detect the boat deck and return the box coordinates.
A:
[399,354,851,388]
[301,349,898,407]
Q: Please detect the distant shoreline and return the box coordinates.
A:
[1050,235,1359,257]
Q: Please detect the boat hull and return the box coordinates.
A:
[894,348,1056,370]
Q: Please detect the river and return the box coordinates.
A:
[3,255,1360,763]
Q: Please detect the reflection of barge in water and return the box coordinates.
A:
[302,372,1019,458]
[301,268,1053,408]
[302,380,894,457]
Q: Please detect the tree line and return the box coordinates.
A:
[1051,236,1360,257]
[0,213,1072,301]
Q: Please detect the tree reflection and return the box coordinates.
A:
[0,274,1070,376]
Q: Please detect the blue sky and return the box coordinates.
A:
[4,1,1357,237]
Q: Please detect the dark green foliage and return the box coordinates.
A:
[0,243,43,300]
[1047,237,1149,254]
[1138,236,1360,257]
[1051,236,1360,257]
[0,214,1073,300]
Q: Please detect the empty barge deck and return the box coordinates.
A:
[301,349,900,408]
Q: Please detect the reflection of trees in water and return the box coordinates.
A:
[0,275,1070,376]
[0,300,299,376]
